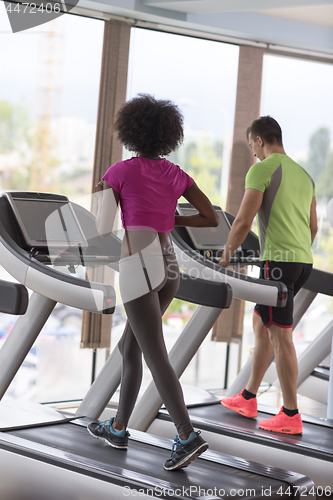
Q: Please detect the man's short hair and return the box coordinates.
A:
[246,116,283,146]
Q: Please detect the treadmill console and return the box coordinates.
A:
[177,204,232,251]
[0,191,118,314]
[2,191,120,270]
[176,203,260,264]
[5,191,88,251]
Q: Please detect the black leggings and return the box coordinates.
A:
[115,253,194,436]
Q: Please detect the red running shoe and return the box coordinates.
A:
[259,407,303,435]
[221,391,257,418]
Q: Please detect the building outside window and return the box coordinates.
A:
[0,7,104,402]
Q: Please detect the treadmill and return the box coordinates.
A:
[0,192,315,499]
[141,206,333,490]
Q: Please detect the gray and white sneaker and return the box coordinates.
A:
[164,430,209,471]
[87,417,130,449]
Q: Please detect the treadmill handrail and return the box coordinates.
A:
[171,229,287,307]
[0,279,28,315]
[175,272,232,309]
[304,267,333,296]
[0,207,115,314]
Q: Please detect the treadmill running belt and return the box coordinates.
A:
[157,404,333,462]
[1,419,310,499]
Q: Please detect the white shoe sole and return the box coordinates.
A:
[163,442,209,471]
[87,425,128,449]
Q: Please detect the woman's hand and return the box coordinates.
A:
[93,180,104,193]
[176,182,219,228]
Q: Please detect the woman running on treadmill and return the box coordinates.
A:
[87,93,219,470]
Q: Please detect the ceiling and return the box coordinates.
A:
[254,5,333,29]
[74,0,333,56]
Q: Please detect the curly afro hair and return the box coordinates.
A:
[113,94,184,158]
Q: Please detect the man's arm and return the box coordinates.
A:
[218,188,263,268]
[310,195,318,245]
[94,181,120,238]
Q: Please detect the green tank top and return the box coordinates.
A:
[245,153,315,263]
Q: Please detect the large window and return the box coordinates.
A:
[123,28,240,390]
[0,20,240,402]
[0,7,104,402]
[259,54,333,356]
[0,9,103,198]
[127,28,239,207]
[261,54,333,274]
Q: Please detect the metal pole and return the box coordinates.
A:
[0,292,56,400]
[296,319,333,388]
[91,349,97,385]
[224,343,230,389]
[327,332,333,420]
[76,345,122,419]
[293,289,317,330]
[225,353,252,396]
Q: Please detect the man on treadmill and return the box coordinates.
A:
[219,116,317,434]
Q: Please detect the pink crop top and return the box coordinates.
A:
[102,157,194,232]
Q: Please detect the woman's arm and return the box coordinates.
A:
[94,181,120,238]
[175,182,219,228]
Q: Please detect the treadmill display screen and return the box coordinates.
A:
[177,205,232,250]
[6,195,88,249]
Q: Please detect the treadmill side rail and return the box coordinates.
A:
[0,280,28,315]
